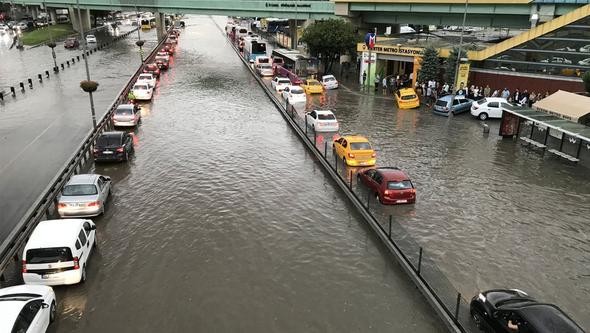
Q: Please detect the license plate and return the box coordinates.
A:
[103,151,113,154]
[359,162,367,165]
[397,200,408,203]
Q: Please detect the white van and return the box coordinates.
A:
[22,219,97,286]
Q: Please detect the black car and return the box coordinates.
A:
[93,131,134,162]
[470,289,584,333]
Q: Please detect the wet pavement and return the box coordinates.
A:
[0,24,138,92]
[0,28,159,244]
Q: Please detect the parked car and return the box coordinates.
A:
[132,83,153,101]
[321,74,339,90]
[22,219,96,286]
[333,135,376,167]
[433,95,473,116]
[136,73,156,88]
[357,167,416,204]
[301,79,324,94]
[254,55,270,66]
[271,76,291,92]
[578,58,590,66]
[493,65,517,72]
[540,56,572,64]
[470,97,510,120]
[0,285,56,332]
[162,44,175,55]
[155,55,169,70]
[57,174,112,218]
[305,109,339,132]
[579,44,590,53]
[281,85,306,104]
[395,88,420,109]
[85,34,97,43]
[156,50,170,61]
[271,56,284,72]
[166,34,178,44]
[470,289,584,333]
[113,103,141,127]
[16,21,28,31]
[64,37,79,49]
[143,63,160,78]
[93,131,134,162]
[256,63,274,76]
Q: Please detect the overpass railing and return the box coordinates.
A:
[220,22,476,333]
[0,29,172,279]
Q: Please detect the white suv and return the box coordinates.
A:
[0,285,56,333]
[23,219,97,286]
[470,97,510,120]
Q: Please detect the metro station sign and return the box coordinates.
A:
[357,43,424,57]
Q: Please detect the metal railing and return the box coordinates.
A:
[0,28,173,278]
[221,23,476,333]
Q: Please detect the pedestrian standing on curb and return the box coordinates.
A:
[389,76,395,94]
[426,85,433,107]
[484,85,491,97]
[501,88,510,99]
[382,77,387,94]
[362,70,367,86]
[374,74,380,92]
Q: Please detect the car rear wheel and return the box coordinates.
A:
[471,309,486,331]
[80,265,87,284]
[49,301,56,323]
[478,112,488,121]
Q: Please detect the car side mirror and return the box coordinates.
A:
[90,224,97,230]
[41,303,49,309]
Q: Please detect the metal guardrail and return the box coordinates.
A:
[217,20,471,333]
[0,28,173,277]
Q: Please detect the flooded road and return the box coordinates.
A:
[261,63,590,327]
[40,16,444,332]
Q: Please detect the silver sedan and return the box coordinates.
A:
[57,174,112,218]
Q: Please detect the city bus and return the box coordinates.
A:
[271,48,318,77]
[244,38,267,63]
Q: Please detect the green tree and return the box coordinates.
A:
[444,47,460,85]
[417,46,440,84]
[583,71,590,94]
[300,19,356,74]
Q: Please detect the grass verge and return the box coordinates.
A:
[21,24,76,45]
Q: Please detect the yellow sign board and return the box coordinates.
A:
[357,43,424,57]
[455,63,470,89]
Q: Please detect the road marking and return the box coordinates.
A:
[0,117,60,176]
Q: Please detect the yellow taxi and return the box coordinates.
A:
[301,79,324,94]
[395,88,420,109]
[333,135,376,167]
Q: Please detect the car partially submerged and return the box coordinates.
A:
[470,289,584,333]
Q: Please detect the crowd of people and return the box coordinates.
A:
[414,80,553,107]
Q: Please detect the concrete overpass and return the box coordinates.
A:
[9,0,590,29]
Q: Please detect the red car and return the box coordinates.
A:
[357,167,416,205]
[162,44,175,55]
[64,37,79,49]
[155,57,169,70]
[143,63,160,78]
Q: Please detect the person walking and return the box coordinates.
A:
[127,90,136,104]
[382,76,388,94]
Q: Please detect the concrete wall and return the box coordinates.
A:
[469,70,584,95]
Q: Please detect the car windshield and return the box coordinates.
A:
[401,94,417,100]
[63,184,98,196]
[291,89,304,94]
[87,35,95,38]
[318,114,335,120]
[477,98,488,104]
[324,76,336,82]
[26,247,73,264]
[278,79,291,84]
[0,294,40,301]
[96,135,121,146]
[134,85,148,90]
[273,58,283,64]
[260,64,272,69]
[350,142,372,150]
[309,81,320,86]
[138,75,152,80]
[115,108,133,116]
[387,180,413,190]
[257,58,270,63]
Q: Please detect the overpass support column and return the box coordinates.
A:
[28,6,39,20]
[156,12,165,41]
[70,7,91,32]
[289,19,297,50]
[49,8,57,24]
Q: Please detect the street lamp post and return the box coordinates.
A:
[449,0,469,119]
[76,0,97,128]
[135,2,144,63]
[43,2,59,72]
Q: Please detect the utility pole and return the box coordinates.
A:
[76,0,97,127]
[366,27,376,93]
[449,0,469,119]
